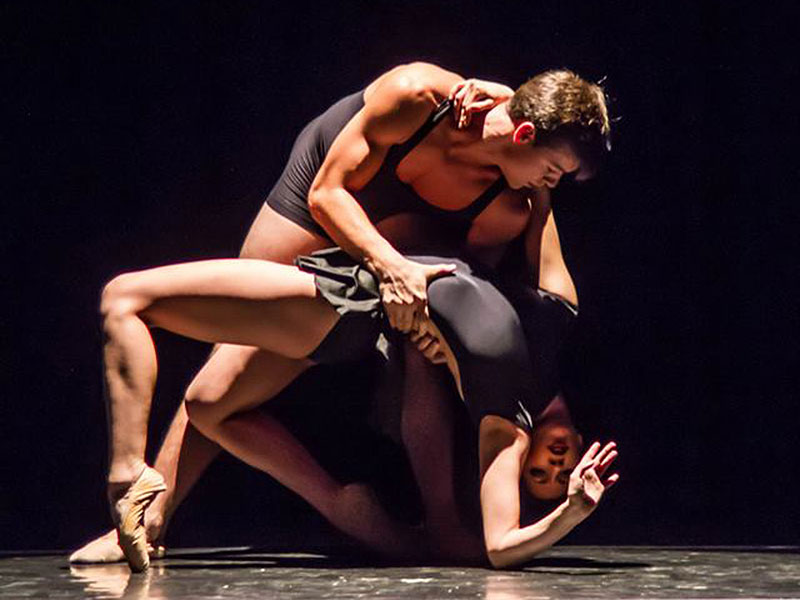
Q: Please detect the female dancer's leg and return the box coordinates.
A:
[72,206,333,563]
[147,205,331,542]
[101,259,337,569]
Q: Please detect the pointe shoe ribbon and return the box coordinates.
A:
[112,466,167,572]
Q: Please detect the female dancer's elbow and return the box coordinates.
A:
[485,545,516,569]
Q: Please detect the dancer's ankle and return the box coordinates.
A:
[107,460,147,496]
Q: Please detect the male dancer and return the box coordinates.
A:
[73,62,609,567]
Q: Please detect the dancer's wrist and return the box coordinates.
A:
[564,496,594,521]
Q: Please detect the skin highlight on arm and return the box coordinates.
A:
[308,62,461,268]
[307,64,463,332]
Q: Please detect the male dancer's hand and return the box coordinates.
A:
[449,79,515,129]
[378,257,456,333]
[567,441,620,515]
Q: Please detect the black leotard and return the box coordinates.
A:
[297,249,576,431]
[266,90,507,239]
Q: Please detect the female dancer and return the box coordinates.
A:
[101,248,618,571]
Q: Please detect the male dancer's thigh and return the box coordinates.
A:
[240,202,329,263]
[192,202,331,403]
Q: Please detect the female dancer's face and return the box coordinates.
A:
[522,422,583,500]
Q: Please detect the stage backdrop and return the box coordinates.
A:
[2,1,798,551]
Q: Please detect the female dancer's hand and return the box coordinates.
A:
[378,257,456,333]
[449,79,515,129]
[567,441,620,515]
[409,326,447,364]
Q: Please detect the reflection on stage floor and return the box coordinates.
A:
[2,546,799,598]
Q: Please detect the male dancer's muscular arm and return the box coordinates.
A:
[308,62,463,333]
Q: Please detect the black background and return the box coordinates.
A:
[2,1,798,552]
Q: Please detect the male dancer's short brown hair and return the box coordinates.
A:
[510,70,611,178]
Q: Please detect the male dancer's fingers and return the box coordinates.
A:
[447,81,460,98]
[462,87,478,128]
[469,98,495,111]
[451,80,482,129]
[458,85,476,128]
[449,83,465,126]
[448,80,466,102]
[457,89,470,128]
[603,473,621,489]
[384,289,416,332]
[423,263,458,282]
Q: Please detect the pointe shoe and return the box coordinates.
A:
[69,530,166,564]
[111,466,167,572]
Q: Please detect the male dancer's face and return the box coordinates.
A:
[501,135,582,191]
[522,422,583,500]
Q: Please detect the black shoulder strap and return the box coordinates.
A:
[386,99,453,168]
[459,176,508,220]
[385,97,507,221]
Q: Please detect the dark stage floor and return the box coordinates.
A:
[1,546,799,599]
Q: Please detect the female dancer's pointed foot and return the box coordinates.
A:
[69,529,166,564]
[110,466,167,572]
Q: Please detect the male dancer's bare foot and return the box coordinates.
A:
[69,530,166,564]
[108,466,167,572]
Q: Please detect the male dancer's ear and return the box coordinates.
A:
[512,121,536,145]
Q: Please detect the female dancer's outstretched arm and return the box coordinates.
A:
[478,417,618,568]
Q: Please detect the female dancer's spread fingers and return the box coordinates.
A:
[595,450,619,478]
[577,441,602,475]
